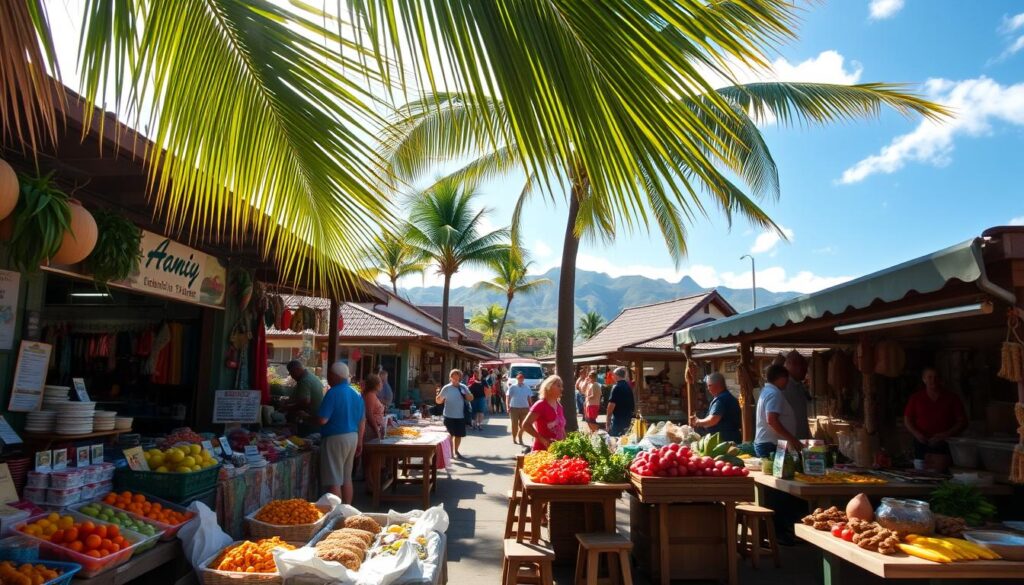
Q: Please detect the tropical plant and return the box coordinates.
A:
[577,311,606,341]
[469,304,507,342]
[6,172,71,272]
[479,248,551,352]
[380,86,945,430]
[363,230,429,295]
[406,178,509,340]
[83,210,143,284]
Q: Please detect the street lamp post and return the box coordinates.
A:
[740,254,756,309]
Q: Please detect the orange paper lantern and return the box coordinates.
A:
[0,159,17,222]
[51,199,98,265]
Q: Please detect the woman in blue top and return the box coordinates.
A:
[436,369,472,458]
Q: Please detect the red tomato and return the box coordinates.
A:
[841,529,854,542]
[831,523,845,537]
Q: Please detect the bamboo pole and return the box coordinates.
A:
[739,342,756,442]
[683,345,695,418]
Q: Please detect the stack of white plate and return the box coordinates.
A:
[55,401,96,435]
[25,410,57,433]
[42,385,71,410]
[114,417,133,431]
[93,410,117,431]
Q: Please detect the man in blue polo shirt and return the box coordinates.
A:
[690,372,742,443]
[318,362,365,504]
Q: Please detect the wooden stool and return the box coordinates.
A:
[573,532,633,585]
[502,539,554,585]
[505,456,534,540]
[736,503,780,569]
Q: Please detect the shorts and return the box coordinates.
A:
[444,416,467,438]
[509,407,529,435]
[585,405,600,422]
[321,432,358,486]
[473,397,488,415]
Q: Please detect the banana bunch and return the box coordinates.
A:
[898,535,1000,563]
[696,433,745,467]
[631,417,648,441]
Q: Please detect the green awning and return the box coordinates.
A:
[675,238,989,346]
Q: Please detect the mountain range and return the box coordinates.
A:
[399,267,801,330]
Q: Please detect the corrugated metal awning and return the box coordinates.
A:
[675,238,990,346]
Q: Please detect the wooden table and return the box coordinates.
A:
[518,471,628,573]
[363,434,447,510]
[752,471,1013,509]
[73,541,187,585]
[796,523,1024,583]
[629,474,754,585]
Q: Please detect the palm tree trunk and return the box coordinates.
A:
[556,183,583,432]
[494,294,513,353]
[391,278,399,295]
[440,272,451,341]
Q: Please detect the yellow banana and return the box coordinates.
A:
[943,538,1001,560]
[898,543,952,563]
[909,536,976,560]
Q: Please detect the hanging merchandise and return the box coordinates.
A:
[281,308,294,331]
[997,312,1024,383]
[251,317,269,404]
[827,349,854,391]
[873,340,906,378]
[272,295,286,329]
[232,269,254,312]
[0,158,19,221]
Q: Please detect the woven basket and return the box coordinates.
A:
[199,540,304,585]
[245,504,332,542]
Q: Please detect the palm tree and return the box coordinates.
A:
[406,178,509,340]
[363,231,429,295]
[479,249,551,352]
[380,84,944,428]
[577,311,606,341]
[469,304,507,343]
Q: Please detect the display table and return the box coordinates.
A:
[216,451,319,538]
[363,432,450,510]
[796,523,1024,582]
[518,471,628,567]
[73,541,188,585]
[752,471,1013,509]
[628,473,754,585]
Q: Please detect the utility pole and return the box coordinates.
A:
[740,254,756,309]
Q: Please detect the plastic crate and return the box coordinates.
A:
[14,512,159,577]
[74,494,195,542]
[6,560,83,585]
[178,487,216,510]
[115,465,220,503]
[69,502,167,542]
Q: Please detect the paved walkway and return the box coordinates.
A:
[352,414,823,585]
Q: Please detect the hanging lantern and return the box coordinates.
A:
[0,159,18,222]
[51,199,98,265]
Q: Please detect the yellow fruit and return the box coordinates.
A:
[202,450,213,459]
[155,465,169,473]
[189,444,201,456]
[167,450,185,464]
[58,517,73,529]
[191,465,202,472]
[147,448,162,457]
[182,456,196,468]
[46,513,59,523]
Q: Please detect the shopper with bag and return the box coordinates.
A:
[436,369,472,458]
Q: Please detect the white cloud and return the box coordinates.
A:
[840,77,1024,184]
[699,50,862,91]
[869,0,905,20]
[813,246,836,255]
[750,226,795,254]
[532,240,552,258]
[719,268,852,294]
[997,13,1024,60]
[1009,216,1024,226]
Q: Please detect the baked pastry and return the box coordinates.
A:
[334,528,374,546]
[315,545,362,570]
[343,515,381,534]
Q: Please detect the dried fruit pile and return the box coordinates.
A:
[801,506,848,531]
[254,499,323,525]
[212,537,295,573]
[934,514,967,537]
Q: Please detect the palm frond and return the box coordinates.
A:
[75,0,392,296]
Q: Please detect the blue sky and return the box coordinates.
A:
[408,0,1024,292]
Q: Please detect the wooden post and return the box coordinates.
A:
[858,337,877,435]
[327,298,340,367]
[637,359,645,393]
[738,342,756,443]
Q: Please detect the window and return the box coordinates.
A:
[703,305,710,314]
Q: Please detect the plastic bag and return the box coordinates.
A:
[178,502,232,570]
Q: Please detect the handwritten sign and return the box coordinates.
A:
[123,447,149,471]
[217,436,231,455]
[0,465,18,504]
[8,341,52,411]
[76,446,91,467]
[201,440,215,455]
[212,390,261,423]
[72,378,90,402]
[34,451,51,472]
[243,445,259,458]
[91,444,104,464]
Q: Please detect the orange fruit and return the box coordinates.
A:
[64,528,78,543]
[85,535,102,550]
[94,526,107,539]
[86,550,101,559]
[80,522,95,536]
[68,541,83,553]
[107,526,119,538]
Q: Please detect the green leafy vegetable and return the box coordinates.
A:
[929,482,997,526]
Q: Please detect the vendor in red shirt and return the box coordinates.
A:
[903,367,967,459]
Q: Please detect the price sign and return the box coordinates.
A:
[8,341,52,412]
[0,465,18,504]
[91,444,104,464]
[218,436,231,455]
[0,416,22,446]
[123,447,149,471]
[35,450,51,472]
[201,440,215,455]
[76,446,91,467]
[72,378,90,402]
[52,448,68,471]
[212,390,261,423]
[243,445,259,457]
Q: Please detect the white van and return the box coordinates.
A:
[507,361,545,400]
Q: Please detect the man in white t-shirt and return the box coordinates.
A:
[506,372,533,445]
[754,364,803,458]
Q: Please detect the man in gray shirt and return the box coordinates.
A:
[378,369,394,409]
[784,351,812,440]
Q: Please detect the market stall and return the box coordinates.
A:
[216,450,319,538]
[362,426,451,511]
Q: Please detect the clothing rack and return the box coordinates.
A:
[41,319,162,334]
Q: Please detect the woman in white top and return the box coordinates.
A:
[435,369,471,458]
